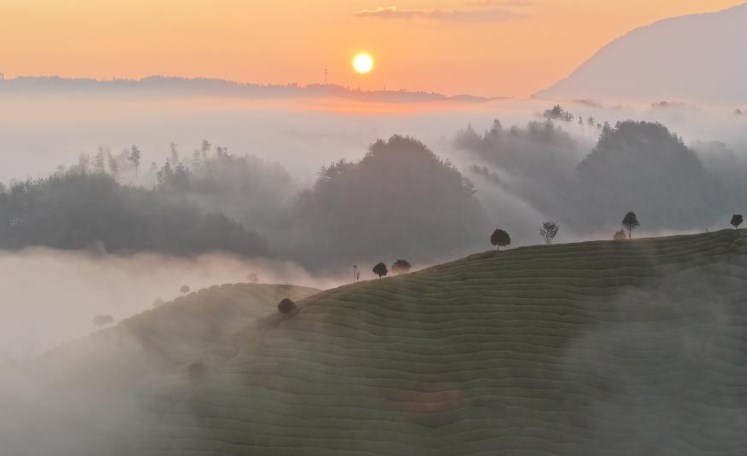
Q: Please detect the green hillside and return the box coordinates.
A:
[40,283,319,379]
[141,229,747,456]
[2,283,319,456]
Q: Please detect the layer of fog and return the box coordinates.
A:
[2,94,747,456]
[3,94,747,184]
[3,94,747,356]
[0,94,508,184]
[0,248,344,359]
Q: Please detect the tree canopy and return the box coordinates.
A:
[490,229,511,250]
[391,259,412,275]
[540,221,560,245]
[293,135,488,267]
[622,211,640,239]
[576,121,722,230]
[277,298,297,315]
[0,170,269,256]
[373,262,388,279]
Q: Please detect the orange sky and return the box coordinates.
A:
[0,0,743,97]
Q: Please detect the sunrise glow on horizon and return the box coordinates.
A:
[0,0,744,96]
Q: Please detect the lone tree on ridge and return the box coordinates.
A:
[539,221,559,245]
[731,214,743,229]
[373,262,388,279]
[622,212,639,239]
[391,259,412,275]
[490,229,511,251]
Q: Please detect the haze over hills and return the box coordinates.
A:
[137,229,747,456]
[0,283,319,456]
[536,3,747,104]
[0,76,494,103]
[7,2,747,455]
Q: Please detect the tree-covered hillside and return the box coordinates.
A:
[0,170,270,256]
[290,135,489,267]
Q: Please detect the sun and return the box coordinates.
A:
[352,53,374,74]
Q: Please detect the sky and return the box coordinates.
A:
[0,0,744,97]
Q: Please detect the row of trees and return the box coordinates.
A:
[490,221,557,252]
[543,104,609,130]
[457,118,738,237]
[372,259,412,279]
[488,209,742,253]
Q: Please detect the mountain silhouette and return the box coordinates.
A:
[536,4,747,104]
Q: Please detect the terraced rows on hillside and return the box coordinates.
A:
[141,230,747,456]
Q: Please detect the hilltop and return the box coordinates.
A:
[0,283,319,456]
[140,229,747,455]
[537,4,747,104]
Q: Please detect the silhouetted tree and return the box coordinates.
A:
[187,361,207,380]
[180,285,190,294]
[373,262,388,279]
[277,298,297,314]
[93,147,106,173]
[622,211,639,239]
[490,229,511,251]
[129,145,142,176]
[539,221,559,245]
[543,105,574,122]
[731,214,743,229]
[106,150,120,177]
[92,314,114,327]
[613,229,627,241]
[391,259,412,275]
[78,153,91,173]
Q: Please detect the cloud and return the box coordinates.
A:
[463,0,533,6]
[353,6,525,23]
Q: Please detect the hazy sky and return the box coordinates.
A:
[0,0,743,96]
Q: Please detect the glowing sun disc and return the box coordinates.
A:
[353,53,374,74]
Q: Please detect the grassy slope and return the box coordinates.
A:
[40,283,319,380]
[141,230,747,456]
[3,283,319,456]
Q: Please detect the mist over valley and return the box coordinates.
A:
[4,2,747,455]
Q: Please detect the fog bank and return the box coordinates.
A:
[0,248,342,358]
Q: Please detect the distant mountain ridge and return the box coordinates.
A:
[536,4,747,104]
[0,75,495,103]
